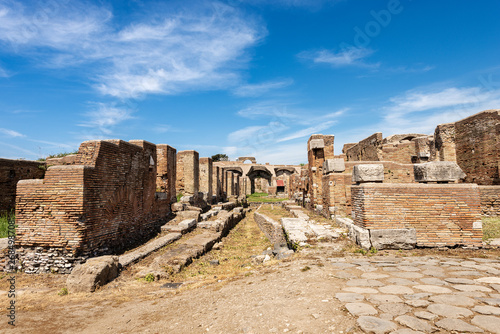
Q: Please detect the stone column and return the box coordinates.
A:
[212,166,220,203]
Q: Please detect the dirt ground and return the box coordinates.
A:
[1,206,499,334]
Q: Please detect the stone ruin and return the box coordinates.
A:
[0,140,247,274]
[289,109,499,249]
[0,108,498,275]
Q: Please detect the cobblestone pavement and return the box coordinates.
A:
[331,255,500,333]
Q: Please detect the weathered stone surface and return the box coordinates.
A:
[413,285,452,294]
[427,303,474,318]
[392,272,423,279]
[471,315,500,333]
[475,276,500,284]
[420,277,448,286]
[346,279,385,287]
[436,318,484,333]
[405,299,430,308]
[361,273,389,279]
[453,284,492,292]
[119,232,182,267]
[429,294,476,307]
[323,158,345,174]
[472,305,500,315]
[352,164,384,183]
[67,256,119,293]
[335,293,364,302]
[445,277,475,284]
[391,330,424,334]
[345,302,378,316]
[414,311,438,321]
[357,316,397,334]
[377,303,412,316]
[343,287,379,294]
[368,294,403,304]
[309,138,325,149]
[395,315,434,332]
[281,218,313,245]
[378,285,414,294]
[413,161,466,182]
[369,229,416,250]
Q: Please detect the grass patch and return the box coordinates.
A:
[246,192,287,203]
[168,213,273,285]
[483,217,500,241]
[0,212,15,238]
[258,204,292,222]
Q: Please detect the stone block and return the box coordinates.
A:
[309,139,325,150]
[178,218,197,230]
[352,164,384,183]
[323,158,346,174]
[413,161,466,182]
[67,255,119,293]
[369,228,417,250]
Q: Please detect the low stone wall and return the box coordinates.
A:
[254,211,287,248]
[351,183,483,247]
[479,185,500,216]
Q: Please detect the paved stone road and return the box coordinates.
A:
[331,255,500,333]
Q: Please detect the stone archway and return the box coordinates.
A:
[247,166,272,194]
[237,156,257,164]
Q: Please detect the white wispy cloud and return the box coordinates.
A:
[79,102,134,135]
[0,1,264,98]
[277,120,337,143]
[232,79,293,97]
[299,47,378,68]
[0,65,8,77]
[0,127,25,137]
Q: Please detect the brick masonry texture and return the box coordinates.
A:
[351,183,483,247]
[176,150,199,196]
[14,140,171,270]
[454,109,500,185]
[0,158,46,214]
[199,157,213,201]
[157,144,177,205]
[479,185,500,216]
[307,135,334,208]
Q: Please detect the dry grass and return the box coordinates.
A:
[257,204,292,221]
[166,212,274,287]
[483,216,500,241]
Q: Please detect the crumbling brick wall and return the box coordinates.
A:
[199,157,213,202]
[176,150,200,196]
[307,135,334,208]
[351,183,483,247]
[15,140,170,260]
[344,133,382,162]
[434,123,457,162]
[0,158,46,214]
[454,109,500,185]
[479,186,500,216]
[157,144,177,204]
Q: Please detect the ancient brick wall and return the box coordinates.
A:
[454,109,500,185]
[380,141,416,164]
[344,133,382,162]
[351,183,483,247]
[307,135,334,207]
[479,186,500,216]
[199,157,213,201]
[434,123,457,162]
[212,166,220,203]
[176,150,199,196]
[157,144,177,204]
[16,140,169,259]
[0,158,46,214]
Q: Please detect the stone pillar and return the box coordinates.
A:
[434,123,456,162]
[157,144,177,204]
[199,157,213,203]
[228,171,234,197]
[212,166,220,203]
[176,150,199,197]
[307,134,334,208]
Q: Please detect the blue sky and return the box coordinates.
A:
[0,0,499,164]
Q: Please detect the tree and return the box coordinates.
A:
[211,153,229,162]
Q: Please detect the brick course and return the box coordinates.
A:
[351,183,482,247]
[479,185,500,216]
